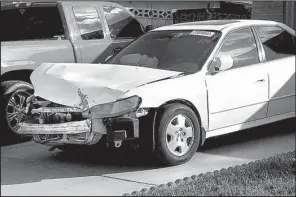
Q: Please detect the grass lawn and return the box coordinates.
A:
[125,151,296,196]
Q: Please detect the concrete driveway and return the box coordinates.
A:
[1,119,295,196]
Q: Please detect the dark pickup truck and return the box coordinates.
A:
[1,1,152,144]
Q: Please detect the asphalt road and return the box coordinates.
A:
[1,119,295,196]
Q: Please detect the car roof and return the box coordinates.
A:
[153,20,278,32]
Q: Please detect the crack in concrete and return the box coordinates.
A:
[102,175,157,186]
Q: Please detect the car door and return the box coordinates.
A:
[254,25,296,117]
[206,27,269,131]
[100,5,146,63]
[70,5,114,64]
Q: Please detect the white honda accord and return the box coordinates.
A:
[17,20,295,166]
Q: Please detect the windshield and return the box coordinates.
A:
[108,30,221,73]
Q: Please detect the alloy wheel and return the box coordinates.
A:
[165,114,195,156]
[5,90,31,133]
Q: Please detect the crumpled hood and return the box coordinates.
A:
[31,63,181,109]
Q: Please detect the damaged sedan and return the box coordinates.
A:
[16,20,295,166]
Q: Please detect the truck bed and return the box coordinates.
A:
[1,40,76,75]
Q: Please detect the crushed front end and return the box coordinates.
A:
[17,94,143,148]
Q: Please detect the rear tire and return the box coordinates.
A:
[154,104,200,166]
[1,80,33,145]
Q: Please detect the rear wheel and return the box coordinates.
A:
[1,80,33,145]
[155,104,201,166]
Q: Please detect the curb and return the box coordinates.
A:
[122,151,295,196]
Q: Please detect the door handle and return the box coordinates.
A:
[255,79,265,83]
[113,47,122,54]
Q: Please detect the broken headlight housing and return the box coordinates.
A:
[84,96,142,118]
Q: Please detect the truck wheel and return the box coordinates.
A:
[1,80,33,145]
[155,104,200,166]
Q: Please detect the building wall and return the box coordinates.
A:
[284,1,296,30]
[2,1,294,29]
[114,1,293,29]
[251,1,284,23]
[294,2,296,30]
[111,1,220,27]
[111,1,286,28]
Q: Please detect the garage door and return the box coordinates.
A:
[252,1,284,23]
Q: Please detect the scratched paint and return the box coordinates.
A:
[77,88,89,110]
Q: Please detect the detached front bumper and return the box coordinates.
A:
[19,119,92,134]
[18,117,139,146]
[18,119,104,146]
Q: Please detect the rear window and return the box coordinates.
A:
[1,6,65,41]
[103,6,145,39]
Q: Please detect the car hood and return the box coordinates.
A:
[31,63,182,109]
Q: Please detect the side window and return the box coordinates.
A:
[102,6,145,39]
[216,28,260,70]
[1,7,65,41]
[73,6,104,40]
[255,26,296,61]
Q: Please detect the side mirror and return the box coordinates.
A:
[209,56,233,74]
[145,25,154,32]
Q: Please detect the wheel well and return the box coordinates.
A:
[158,99,202,125]
[1,70,33,84]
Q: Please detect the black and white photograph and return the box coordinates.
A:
[1,0,295,196]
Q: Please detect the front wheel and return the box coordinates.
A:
[1,81,33,145]
[155,104,201,166]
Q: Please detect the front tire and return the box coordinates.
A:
[1,80,33,145]
[155,104,200,166]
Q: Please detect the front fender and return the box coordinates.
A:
[3,81,34,96]
[120,73,209,131]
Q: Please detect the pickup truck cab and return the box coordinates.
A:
[1,1,151,144]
